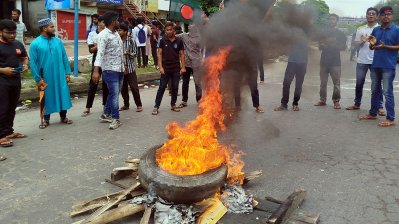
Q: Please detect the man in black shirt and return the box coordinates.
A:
[315,14,347,109]
[152,22,186,115]
[0,19,29,160]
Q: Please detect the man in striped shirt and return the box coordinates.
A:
[118,23,143,112]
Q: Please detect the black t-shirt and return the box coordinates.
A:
[320,28,347,67]
[0,40,27,85]
[159,37,184,72]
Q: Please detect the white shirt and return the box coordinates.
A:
[132,24,148,47]
[15,21,27,46]
[355,23,379,64]
[87,30,99,45]
[94,28,124,72]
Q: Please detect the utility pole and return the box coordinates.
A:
[73,0,79,77]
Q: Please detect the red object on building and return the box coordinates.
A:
[57,11,87,40]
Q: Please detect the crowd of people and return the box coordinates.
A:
[1,5,399,162]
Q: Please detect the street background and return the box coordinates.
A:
[1,49,399,224]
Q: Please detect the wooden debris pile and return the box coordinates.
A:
[70,159,319,224]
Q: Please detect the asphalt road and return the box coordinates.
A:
[1,49,399,224]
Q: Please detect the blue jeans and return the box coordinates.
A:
[103,71,123,119]
[154,71,180,108]
[369,68,396,120]
[355,63,383,108]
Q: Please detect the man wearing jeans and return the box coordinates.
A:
[152,22,185,115]
[360,6,399,127]
[346,7,385,115]
[93,12,124,130]
[314,14,347,109]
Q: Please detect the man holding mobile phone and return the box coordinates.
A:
[0,19,29,160]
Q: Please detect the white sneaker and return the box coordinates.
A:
[109,119,121,130]
[99,114,112,123]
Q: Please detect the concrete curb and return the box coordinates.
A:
[20,72,161,102]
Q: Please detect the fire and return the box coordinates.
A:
[156,48,245,184]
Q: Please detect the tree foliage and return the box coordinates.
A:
[374,0,399,24]
[300,0,330,28]
[199,0,221,14]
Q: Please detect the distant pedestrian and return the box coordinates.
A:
[152,22,186,115]
[82,16,108,117]
[150,21,160,69]
[118,23,143,112]
[132,17,148,68]
[346,7,385,115]
[145,23,152,64]
[11,9,27,47]
[359,6,399,127]
[87,14,99,37]
[314,13,347,109]
[29,18,73,128]
[0,19,29,155]
[176,24,203,108]
[92,12,124,130]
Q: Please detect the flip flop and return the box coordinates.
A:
[177,102,187,108]
[61,118,73,124]
[293,105,300,111]
[314,101,326,106]
[346,105,360,110]
[119,106,130,111]
[81,110,90,117]
[39,120,50,129]
[378,120,395,127]
[136,107,143,112]
[359,114,377,120]
[0,138,13,147]
[274,106,287,111]
[0,155,6,161]
[256,107,265,113]
[6,132,27,139]
[378,109,386,116]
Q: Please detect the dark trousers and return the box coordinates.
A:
[234,67,260,108]
[121,71,142,108]
[151,43,158,66]
[85,68,108,108]
[137,46,148,67]
[281,62,307,107]
[155,71,180,108]
[182,67,202,102]
[258,58,265,81]
[44,110,67,121]
[0,82,20,138]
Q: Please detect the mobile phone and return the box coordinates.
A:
[15,66,22,73]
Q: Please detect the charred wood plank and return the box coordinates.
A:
[266,189,306,224]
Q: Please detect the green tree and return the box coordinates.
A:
[374,0,399,24]
[199,0,220,14]
[300,0,330,28]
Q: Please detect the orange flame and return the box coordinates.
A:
[155,48,244,184]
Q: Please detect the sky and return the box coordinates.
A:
[299,0,382,17]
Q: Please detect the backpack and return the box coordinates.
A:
[138,26,146,44]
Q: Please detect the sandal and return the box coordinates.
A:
[378,108,386,116]
[378,120,395,127]
[314,101,326,106]
[119,105,130,111]
[61,118,73,124]
[136,107,143,112]
[39,120,50,129]
[152,107,159,115]
[274,106,287,111]
[81,110,90,117]
[346,105,360,110]
[0,138,13,147]
[333,102,341,109]
[359,114,377,120]
[177,102,188,108]
[0,155,6,161]
[255,107,265,113]
[293,105,300,111]
[6,132,27,139]
[171,106,181,112]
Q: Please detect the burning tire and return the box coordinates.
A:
[138,145,228,204]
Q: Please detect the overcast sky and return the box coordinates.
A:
[298,0,382,17]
